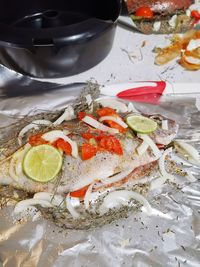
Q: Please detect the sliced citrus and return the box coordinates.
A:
[23,144,63,183]
[126,115,157,134]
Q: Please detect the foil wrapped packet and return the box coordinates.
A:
[0,77,200,267]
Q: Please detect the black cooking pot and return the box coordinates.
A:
[0,0,121,78]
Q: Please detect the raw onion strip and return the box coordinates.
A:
[137,141,149,156]
[82,116,119,134]
[53,105,75,125]
[9,158,19,180]
[96,98,128,113]
[98,190,152,216]
[162,120,168,130]
[14,199,53,214]
[137,134,162,158]
[33,192,65,207]
[175,141,200,164]
[66,194,80,219]
[158,148,176,182]
[42,130,78,158]
[84,182,95,210]
[99,116,128,129]
[100,168,133,185]
[15,144,31,178]
[186,172,197,182]
[18,120,51,145]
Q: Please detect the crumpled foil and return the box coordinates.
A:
[0,81,200,267]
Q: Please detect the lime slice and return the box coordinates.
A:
[23,144,63,183]
[126,115,157,134]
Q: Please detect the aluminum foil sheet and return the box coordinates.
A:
[0,82,200,267]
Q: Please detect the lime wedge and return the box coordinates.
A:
[23,144,63,183]
[126,115,157,134]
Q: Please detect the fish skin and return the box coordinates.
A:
[0,136,158,194]
[149,115,179,145]
[0,115,178,194]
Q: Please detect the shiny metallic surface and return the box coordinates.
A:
[0,78,200,267]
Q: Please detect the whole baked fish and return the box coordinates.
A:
[0,97,180,228]
[0,107,178,193]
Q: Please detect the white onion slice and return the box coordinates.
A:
[99,116,128,129]
[42,130,78,158]
[186,172,197,182]
[33,192,64,207]
[158,148,176,182]
[14,199,53,214]
[127,102,140,113]
[99,190,152,215]
[66,194,80,219]
[175,141,200,164]
[82,116,119,134]
[100,168,133,185]
[85,94,93,106]
[9,158,19,180]
[15,144,31,178]
[137,134,162,158]
[84,182,95,210]
[18,120,52,145]
[137,141,149,155]
[185,56,200,65]
[96,98,128,113]
[53,105,75,125]
[162,120,169,131]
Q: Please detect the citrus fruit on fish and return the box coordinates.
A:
[23,144,62,182]
[126,115,157,134]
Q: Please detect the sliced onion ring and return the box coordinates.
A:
[158,148,176,182]
[175,140,200,164]
[18,120,51,145]
[138,134,162,158]
[96,98,128,113]
[53,105,75,126]
[100,168,133,185]
[99,116,128,129]
[137,141,149,156]
[84,182,95,210]
[82,116,119,134]
[98,190,152,216]
[66,194,80,219]
[33,192,64,207]
[186,172,197,182]
[42,130,78,158]
[14,199,53,214]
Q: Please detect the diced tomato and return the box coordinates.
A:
[81,143,97,160]
[70,185,89,198]
[104,120,127,133]
[78,111,86,120]
[81,132,94,140]
[55,138,72,155]
[156,144,165,149]
[28,133,48,146]
[191,10,200,20]
[135,6,153,18]
[99,135,123,155]
[96,107,117,117]
[78,111,96,120]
